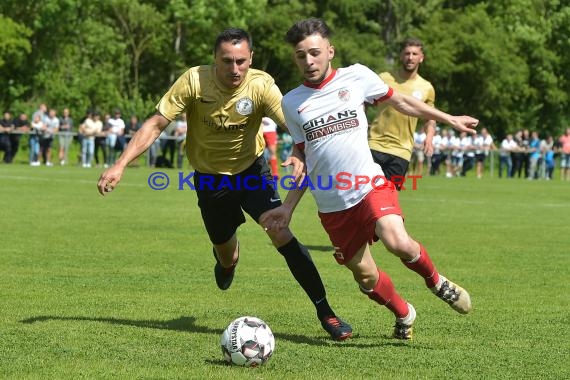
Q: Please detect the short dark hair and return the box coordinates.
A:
[214,28,252,54]
[285,18,332,46]
[401,38,424,52]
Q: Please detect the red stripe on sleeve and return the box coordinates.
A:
[373,87,394,105]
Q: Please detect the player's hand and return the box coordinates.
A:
[283,155,306,184]
[450,115,479,135]
[424,140,434,156]
[97,165,124,196]
[259,207,291,232]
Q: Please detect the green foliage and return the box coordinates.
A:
[0,0,568,135]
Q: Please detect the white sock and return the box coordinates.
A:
[397,303,416,324]
[431,275,446,292]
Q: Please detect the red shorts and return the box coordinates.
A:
[263,131,277,146]
[318,187,403,265]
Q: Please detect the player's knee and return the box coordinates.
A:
[352,266,378,290]
[269,228,294,248]
[382,233,414,258]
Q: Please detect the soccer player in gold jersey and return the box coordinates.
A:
[368,38,436,188]
[97,28,352,341]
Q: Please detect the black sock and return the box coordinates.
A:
[277,238,335,320]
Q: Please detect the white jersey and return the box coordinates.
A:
[261,117,277,133]
[432,134,443,154]
[413,131,427,149]
[282,64,392,213]
[108,117,125,135]
[472,135,484,154]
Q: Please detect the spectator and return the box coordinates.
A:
[29,114,44,166]
[32,103,48,123]
[58,108,74,165]
[511,130,525,178]
[440,129,453,177]
[40,108,60,166]
[540,135,555,180]
[94,113,109,167]
[11,113,30,163]
[521,129,531,177]
[410,125,427,176]
[106,109,126,167]
[125,114,141,147]
[499,134,516,178]
[80,112,103,168]
[429,127,444,176]
[459,131,475,176]
[159,120,176,167]
[0,111,14,163]
[559,128,570,181]
[448,130,462,177]
[75,110,89,165]
[174,114,187,169]
[473,128,496,179]
[527,131,541,179]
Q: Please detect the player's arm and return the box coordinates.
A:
[423,120,436,156]
[97,113,170,195]
[383,92,478,134]
[260,143,308,232]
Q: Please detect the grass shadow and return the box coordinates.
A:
[19,315,389,347]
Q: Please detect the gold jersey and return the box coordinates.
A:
[156,65,285,174]
[368,71,435,161]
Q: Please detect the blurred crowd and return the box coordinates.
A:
[1,103,569,182]
[0,103,188,169]
[408,126,570,181]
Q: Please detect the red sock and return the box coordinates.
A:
[402,243,440,288]
[362,270,409,318]
[270,157,278,178]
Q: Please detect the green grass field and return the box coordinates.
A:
[1,163,568,379]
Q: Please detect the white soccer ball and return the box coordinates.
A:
[220,316,275,367]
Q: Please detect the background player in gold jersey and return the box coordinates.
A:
[368,38,436,188]
[96,28,352,341]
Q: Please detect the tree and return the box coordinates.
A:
[0,15,32,109]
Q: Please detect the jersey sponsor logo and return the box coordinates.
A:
[235,97,254,115]
[302,110,357,131]
[202,114,247,132]
[338,88,350,102]
[301,110,359,142]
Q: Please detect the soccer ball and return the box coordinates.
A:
[220,316,275,367]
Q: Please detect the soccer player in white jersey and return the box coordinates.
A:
[261,18,476,340]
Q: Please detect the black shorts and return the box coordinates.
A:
[475,153,486,163]
[194,155,281,244]
[370,150,409,190]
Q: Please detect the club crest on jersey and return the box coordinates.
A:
[235,97,254,115]
[412,90,423,100]
[338,88,350,102]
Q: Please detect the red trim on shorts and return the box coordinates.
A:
[318,187,402,265]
